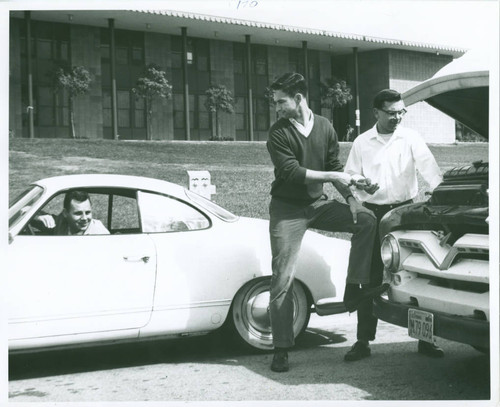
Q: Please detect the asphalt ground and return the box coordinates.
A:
[8,312,491,403]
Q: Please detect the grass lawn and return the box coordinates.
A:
[9,139,489,223]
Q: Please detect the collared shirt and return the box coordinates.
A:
[289,109,314,137]
[53,215,110,235]
[344,124,442,205]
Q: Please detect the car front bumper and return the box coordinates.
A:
[373,296,490,349]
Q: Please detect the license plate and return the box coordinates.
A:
[408,309,434,342]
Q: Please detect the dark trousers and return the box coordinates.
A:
[356,200,412,341]
[269,196,377,348]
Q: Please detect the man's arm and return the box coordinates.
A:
[304,169,352,185]
[412,135,443,190]
[31,213,57,230]
[267,131,307,184]
[331,179,354,201]
[267,128,353,185]
[344,139,380,195]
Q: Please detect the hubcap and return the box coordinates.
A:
[245,289,271,336]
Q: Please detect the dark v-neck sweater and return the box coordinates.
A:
[266,114,343,204]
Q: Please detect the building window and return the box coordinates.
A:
[288,48,304,75]
[253,45,267,76]
[254,97,269,131]
[198,95,210,130]
[100,28,146,136]
[235,97,246,130]
[19,21,71,130]
[173,93,184,129]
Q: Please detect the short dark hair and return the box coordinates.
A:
[373,89,402,109]
[270,72,308,98]
[64,190,91,210]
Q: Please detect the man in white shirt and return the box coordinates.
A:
[343,89,444,361]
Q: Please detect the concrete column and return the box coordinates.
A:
[245,34,254,141]
[353,47,360,137]
[181,27,191,140]
[302,40,309,100]
[25,11,35,139]
[108,19,118,140]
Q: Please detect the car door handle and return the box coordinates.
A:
[123,256,151,263]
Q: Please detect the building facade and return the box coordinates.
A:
[9,10,465,143]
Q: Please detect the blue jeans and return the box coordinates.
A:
[269,196,377,348]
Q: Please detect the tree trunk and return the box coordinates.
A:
[216,111,220,139]
[146,99,152,141]
[69,97,76,139]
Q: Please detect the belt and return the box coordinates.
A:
[364,199,413,211]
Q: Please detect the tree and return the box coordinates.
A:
[132,64,172,141]
[53,66,92,139]
[321,77,353,123]
[204,84,235,140]
[264,86,275,106]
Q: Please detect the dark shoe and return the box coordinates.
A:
[418,340,444,358]
[344,283,390,312]
[271,348,289,372]
[344,341,371,362]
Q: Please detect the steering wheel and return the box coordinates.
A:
[26,223,36,236]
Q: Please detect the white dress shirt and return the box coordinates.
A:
[289,109,314,137]
[344,124,443,204]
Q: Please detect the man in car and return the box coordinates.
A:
[32,190,109,235]
[266,72,388,373]
[343,89,444,361]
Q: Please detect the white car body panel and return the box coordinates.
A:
[8,234,157,346]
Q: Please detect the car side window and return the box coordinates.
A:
[110,194,140,234]
[138,191,210,233]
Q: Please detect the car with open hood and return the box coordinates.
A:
[373,52,490,352]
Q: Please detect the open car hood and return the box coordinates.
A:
[402,51,489,137]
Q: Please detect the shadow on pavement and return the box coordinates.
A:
[9,326,343,381]
[9,327,490,400]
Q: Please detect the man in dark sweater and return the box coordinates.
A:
[266,72,388,372]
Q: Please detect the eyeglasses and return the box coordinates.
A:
[378,108,407,117]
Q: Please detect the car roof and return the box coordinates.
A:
[402,50,490,137]
[32,174,187,195]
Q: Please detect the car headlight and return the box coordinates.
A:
[381,234,400,273]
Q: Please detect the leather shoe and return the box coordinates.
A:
[344,283,390,312]
[418,340,444,358]
[344,341,371,362]
[271,348,289,372]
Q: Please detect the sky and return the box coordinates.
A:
[2,0,498,53]
[158,0,499,53]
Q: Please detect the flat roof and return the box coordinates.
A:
[10,9,467,57]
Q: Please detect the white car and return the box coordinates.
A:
[8,174,350,353]
[373,53,490,351]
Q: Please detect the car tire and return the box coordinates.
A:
[229,277,310,351]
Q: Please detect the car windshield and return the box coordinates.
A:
[9,186,44,229]
[185,190,239,222]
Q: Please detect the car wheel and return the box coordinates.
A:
[229,278,310,350]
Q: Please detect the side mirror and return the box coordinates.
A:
[8,232,14,244]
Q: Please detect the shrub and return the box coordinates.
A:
[132,64,172,141]
[53,66,93,139]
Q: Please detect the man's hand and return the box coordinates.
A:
[331,171,353,186]
[35,214,56,229]
[350,175,380,195]
[347,197,375,224]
